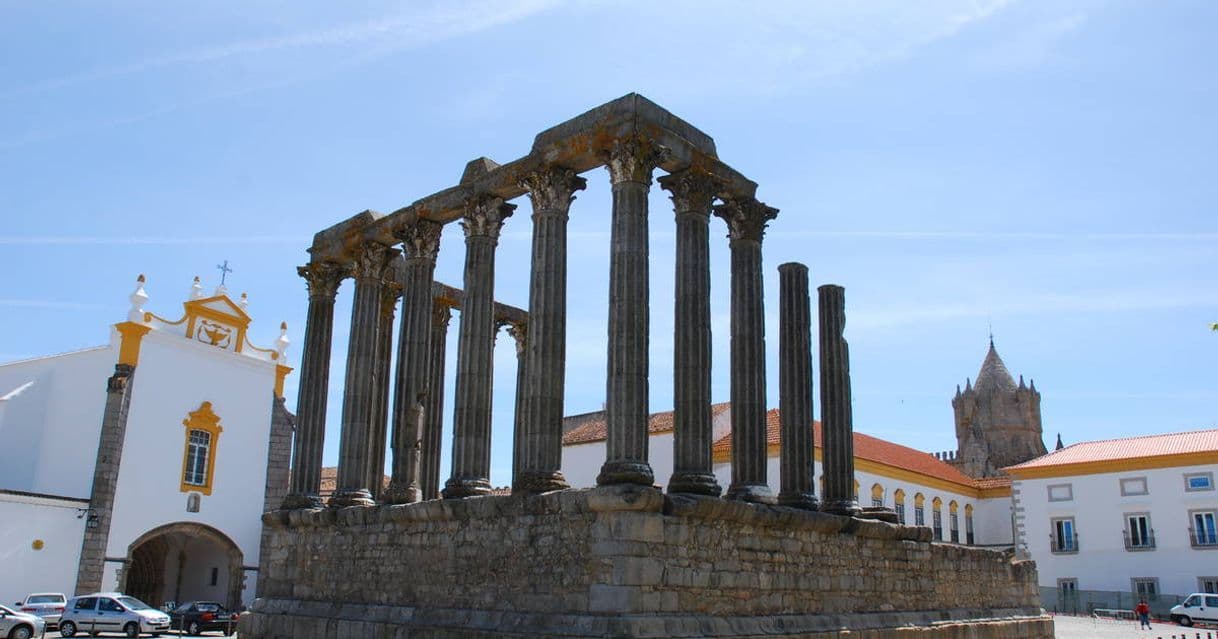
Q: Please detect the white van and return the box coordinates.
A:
[1170,593,1218,627]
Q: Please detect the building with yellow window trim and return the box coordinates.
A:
[0,275,292,610]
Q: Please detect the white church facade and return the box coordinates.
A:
[0,275,292,609]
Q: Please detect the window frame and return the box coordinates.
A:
[965,504,975,545]
[179,401,223,496]
[1185,472,1215,492]
[1120,476,1149,497]
[1124,512,1155,550]
[1198,576,1218,594]
[1131,577,1160,601]
[1051,517,1078,554]
[1190,509,1218,548]
[1047,483,1074,502]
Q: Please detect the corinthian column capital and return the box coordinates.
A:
[349,242,398,282]
[297,261,345,300]
[432,303,452,330]
[394,219,444,262]
[378,281,402,318]
[461,196,515,241]
[521,167,586,215]
[713,197,779,243]
[604,136,668,186]
[658,170,720,217]
[505,321,527,356]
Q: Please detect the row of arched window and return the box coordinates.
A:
[846,480,976,544]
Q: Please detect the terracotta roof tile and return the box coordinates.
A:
[709,408,979,487]
[562,402,731,445]
[1005,428,1218,470]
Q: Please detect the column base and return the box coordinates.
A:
[821,499,862,517]
[725,483,777,504]
[280,493,324,510]
[667,472,723,497]
[596,460,655,487]
[382,482,420,505]
[778,491,820,510]
[442,476,493,499]
[512,471,570,495]
[328,488,375,508]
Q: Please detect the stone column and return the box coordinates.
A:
[658,169,721,496]
[713,197,778,504]
[420,303,451,500]
[819,284,861,516]
[384,220,444,504]
[778,263,818,510]
[282,262,344,509]
[367,280,400,501]
[597,137,663,487]
[330,242,397,508]
[505,322,527,490]
[444,197,514,498]
[516,166,586,493]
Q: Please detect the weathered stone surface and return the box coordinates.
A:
[247,489,1050,638]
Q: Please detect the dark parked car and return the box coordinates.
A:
[168,602,237,636]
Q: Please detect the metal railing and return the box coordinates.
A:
[1050,532,1079,554]
[1190,527,1218,547]
[1123,529,1156,550]
[1042,587,1185,618]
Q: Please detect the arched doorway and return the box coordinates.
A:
[121,523,243,610]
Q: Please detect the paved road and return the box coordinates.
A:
[1053,614,1215,639]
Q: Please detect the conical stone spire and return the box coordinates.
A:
[974,341,1017,394]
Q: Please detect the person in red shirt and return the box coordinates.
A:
[1135,600,1151,629]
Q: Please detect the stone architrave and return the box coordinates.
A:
[778,262,818,510]
[515,166,586,493]
[420,303,451,500]
[330,242,397,508]
[282,261,344,509]
[597,137,664,487]
[713,197,778,504]
[384,220,444,504]
[658,169,722,496]
[819,284,861,517]
[444,197,514,498]
[367,280,400,501]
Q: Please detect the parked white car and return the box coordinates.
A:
[59,593,170,638]
[0,604,46,639]
[12,593,66,628]
[1170,593,1218,627]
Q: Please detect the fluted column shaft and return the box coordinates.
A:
[819,284,861,516]
[331,243,397,507]
[421,304,451,500]
[444,198,514,498]
[506,323,527,489]
[598,138,662,487]
[516,167,586,493]
[778,262,818,509]
[715,198,778,504]
[659,170,721,496]
[367,282,399,501]
[384,220,443,504]
[283,262,344,509]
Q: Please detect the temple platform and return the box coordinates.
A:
[242,485,1052,638]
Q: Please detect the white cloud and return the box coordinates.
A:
[974,13,1088,70]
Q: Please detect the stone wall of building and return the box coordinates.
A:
[244,485,1051,638]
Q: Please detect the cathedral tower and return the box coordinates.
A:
[951,340,1046,477]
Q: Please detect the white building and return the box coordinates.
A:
[561,404,1016,547]
[1006,429,1218,607]
[0,275,293,609]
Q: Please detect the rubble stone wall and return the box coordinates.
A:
[244,485,1051,638]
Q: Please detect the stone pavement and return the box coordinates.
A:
[1053,614,1215,639]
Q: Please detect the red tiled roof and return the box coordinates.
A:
[562,402,731,445]
[709,409,980,488]
[1005,428,1218,470]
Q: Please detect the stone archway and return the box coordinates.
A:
[121,522,243,610]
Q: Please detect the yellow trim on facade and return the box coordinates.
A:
[274,364,293,398]
[184,300,250,353]
[180,401,223,496]
[115,322,151,366]
[1006,451,1218,480]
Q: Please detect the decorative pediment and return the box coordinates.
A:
[182,295,250,353]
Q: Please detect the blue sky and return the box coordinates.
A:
[2,0,1215,486]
